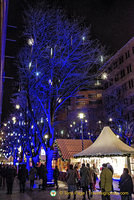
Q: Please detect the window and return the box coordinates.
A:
[113,61,118,69]
[115,74,119,82]
[130,96,134,105]
[116,88,121,97]
[132,112,134,120]
[108,66,113,73]
[97,93,102,98]
[88,94,96,98]
[104,82,108,89]
[122,83,127,92]
[119,56,124,64]
[124,98,128,105]
[128,79,134,89]
[109,78,113,86]
[125,113,129,121]
[127,64,132,74]
[76,95,85,99]
[132,47,134,54]
[125,50,130,59]
[120,69,125,78]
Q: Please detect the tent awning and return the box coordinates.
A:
[74,126,134,158]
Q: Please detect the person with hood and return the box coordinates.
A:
[80,163,90,200]
[100,163,113,200]
[119,168,133,200]
[66,164,77,200]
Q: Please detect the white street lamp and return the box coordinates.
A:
[44,134,49,139]
[78,112,85,150]
[78,113,85,120]
[16,104,20,109]
[28,38,34,46]
[12,117,16,124]
[101,72,108,80]
[109,118,113,122]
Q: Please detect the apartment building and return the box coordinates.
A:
[103,37,134,124]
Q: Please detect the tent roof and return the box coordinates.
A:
[55,139,92,160]
[74,126,134,157]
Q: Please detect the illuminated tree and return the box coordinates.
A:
[15,5,106,181]
[103,91,134,145]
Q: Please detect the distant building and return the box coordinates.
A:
[103,37,134,130]
[55,89,105,139]
[0,0,8,124]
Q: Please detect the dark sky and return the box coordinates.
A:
[2,0,134,121]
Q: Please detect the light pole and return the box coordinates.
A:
[78,113,85,151]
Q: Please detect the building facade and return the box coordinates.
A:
[0,0,8,124]
[55,89,105,139]
[103,37,134,138]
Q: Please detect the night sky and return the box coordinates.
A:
[2,0,134,121]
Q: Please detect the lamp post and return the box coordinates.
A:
[78,113,85,151]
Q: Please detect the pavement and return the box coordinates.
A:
[0,178,134,200]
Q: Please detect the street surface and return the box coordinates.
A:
[0,178,134,200]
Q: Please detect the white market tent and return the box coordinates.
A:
[74,126,134,157]
[74,126,134,174]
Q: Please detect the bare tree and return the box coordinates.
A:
[15,5,106,181]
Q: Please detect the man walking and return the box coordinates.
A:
[80,163,90,200]
[100,163,113,200]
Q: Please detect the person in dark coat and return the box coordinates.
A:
[6,165,16,194]
[18,164,28,193]
[38,164,48,190]
[0,164,2,187]
[66,164,77,200]
[119,168,133,200]
[1,165,7,188]
[87,163,94,198]
[80,163,90,200]
[29,167,37,190]
[53,166,60,189]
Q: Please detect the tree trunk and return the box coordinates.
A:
[46,147,53,182]
[13,149,18,166]
[32,154,40,167]
[26,155,31,172]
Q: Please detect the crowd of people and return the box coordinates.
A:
[0,162,133,200]
[0,163,48,194]
[66,163,99,200]
[66,162,134,200]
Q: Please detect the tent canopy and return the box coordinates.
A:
[74,126,134,157]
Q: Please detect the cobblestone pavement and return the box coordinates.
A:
[0,178,133,200]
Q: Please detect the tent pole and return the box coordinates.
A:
[127,155,131,175]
